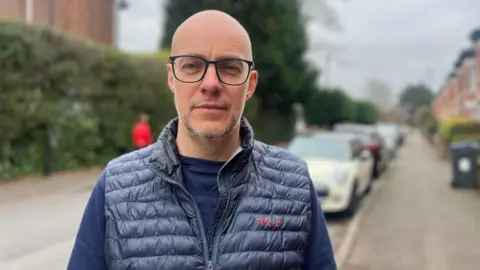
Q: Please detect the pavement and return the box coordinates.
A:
[342,131,480,270]
[0,172,99,270]
[1,132,480,270]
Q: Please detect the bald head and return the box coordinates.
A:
[171,10,253,61]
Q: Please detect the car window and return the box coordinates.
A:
[351,140,362,157]
[357,134,373,145]
[288,136,352,161]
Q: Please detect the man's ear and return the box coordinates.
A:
[246,70,258,101]
[167,63,175,93]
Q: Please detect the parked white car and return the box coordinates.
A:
[288,132,374,216]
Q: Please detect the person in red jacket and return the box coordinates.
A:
[132,113,153,149]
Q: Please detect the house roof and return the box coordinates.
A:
[454,47,475,68]
[469,27,480,42]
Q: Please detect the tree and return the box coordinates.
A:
[305,88,356,127]
[301,0,344,32]
[399,83,434,122]
[355,100,379,124]
[305,89,331,126]
[413,105,437,140]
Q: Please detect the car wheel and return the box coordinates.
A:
[365,178,373,194]
[344,183,359,217]
[372,162,380,179]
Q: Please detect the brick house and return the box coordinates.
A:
[433,27,480,121]
[0,0,117,46]
[473,29,480,91]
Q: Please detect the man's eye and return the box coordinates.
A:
[182,63,202,69]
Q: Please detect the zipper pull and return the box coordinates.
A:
[208,260,213,270]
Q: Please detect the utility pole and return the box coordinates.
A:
[325,52,332,87]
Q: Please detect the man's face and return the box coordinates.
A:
[167,22,257,139]
[140,113,149,122]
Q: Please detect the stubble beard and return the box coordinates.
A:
[180,113,240,143]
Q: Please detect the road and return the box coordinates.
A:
[2,131,478,270]
[0,174,97,270]
[342,132,480,270]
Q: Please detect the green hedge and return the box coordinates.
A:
[0,22,273,180]
[0,22,180,179]
[435,120,480,160]
[439,120,480,144]
[304,88,380,127]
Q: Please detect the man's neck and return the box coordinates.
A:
[176,124,241,161]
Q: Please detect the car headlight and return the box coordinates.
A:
[331,168,349,186]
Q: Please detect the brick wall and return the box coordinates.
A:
[0,0,115,45]
[460,63,468,95]
[0,0,25,21]
[476,41,480,90]
[450,77,460,116]
[459,63,469,117]
[434,29,480,120]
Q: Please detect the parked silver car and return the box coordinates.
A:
[376,122,402,159]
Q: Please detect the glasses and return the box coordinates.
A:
[169,55,255,86]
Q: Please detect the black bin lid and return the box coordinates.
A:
[450,140,479,150]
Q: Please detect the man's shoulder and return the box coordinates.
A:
[106,145,154,169]
[253,140,307,167]
[102,145,156,198]
[103,145,155,183]
[252,140,311,186]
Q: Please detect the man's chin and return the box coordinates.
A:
[185,119,229,137]
[191,126,229,138]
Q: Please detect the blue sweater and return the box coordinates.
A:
[68,156,336,269]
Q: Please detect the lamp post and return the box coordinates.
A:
[114,0,129,47]
[293,103,307,135]
[118,0,129,10]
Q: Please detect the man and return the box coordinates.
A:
[131,113,153,149]
[68,10,336,270]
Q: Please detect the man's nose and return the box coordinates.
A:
[200,64,222,90]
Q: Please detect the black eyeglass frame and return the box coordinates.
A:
[169,55,255,86]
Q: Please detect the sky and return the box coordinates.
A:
[117,0,480,100]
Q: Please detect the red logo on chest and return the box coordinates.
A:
[256,217,281,228]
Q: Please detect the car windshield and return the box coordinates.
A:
[288,136,352,161]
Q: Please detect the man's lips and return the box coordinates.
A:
[193,103,227,110]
